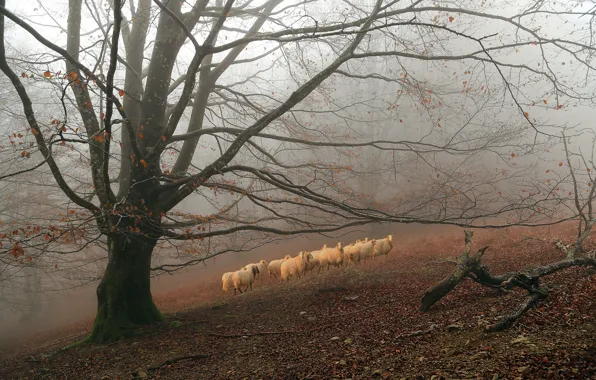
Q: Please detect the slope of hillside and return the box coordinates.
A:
[1,225,595,379]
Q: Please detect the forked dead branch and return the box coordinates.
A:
[422,230,596,331]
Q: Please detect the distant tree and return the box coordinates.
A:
[0,0,594,342]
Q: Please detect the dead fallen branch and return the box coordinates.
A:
[394,325,436,342]
[37,333,87,351]
[209,323,336,338]
[327,299,395,319]
[421,231,488,311]
[421,230,596,332]
[147,354,210,371]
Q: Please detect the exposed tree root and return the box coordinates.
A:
[421,230,596,332]
[147,354,210,371]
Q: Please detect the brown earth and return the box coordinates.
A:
[0,224,595,379]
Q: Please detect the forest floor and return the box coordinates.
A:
[0,224,595,379]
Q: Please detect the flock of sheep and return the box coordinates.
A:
[221,235,393,295]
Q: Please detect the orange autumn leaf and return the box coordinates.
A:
[559,162,563,167]
[557,104,563,109]
[20,151,30,158]
[100,112,105,119]
[119,89,125,97]
[511,153,515,158]
[546,169,550,173]
[21,72,26,78]
[449,16,454,22]
[138,131,144,140]
[524,112,529,118]
[43,71,51,78]
[543,99,547,104]
[161,135,166,142]
[140,159,148,169]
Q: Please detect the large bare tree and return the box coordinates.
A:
[0,0,594,342]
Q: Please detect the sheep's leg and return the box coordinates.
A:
[249,283,253,291]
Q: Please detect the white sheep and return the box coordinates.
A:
[232,265,259,294]
[342,243,361,266]
[372,235,393,259]
[304,253,321,274]
[316,242,344,271]
[221,272,234,294]
[355,239,374,262]
[310,244,329,272]
[280,252,312,281]
[268,255,291,280]
[244,259,269,283]
[326,242,344,268]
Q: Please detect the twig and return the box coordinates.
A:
[182,320,209,327]
[37,333,86,350]
[326,299,395,319]
[147,354,210,371]
[394,325,436,341]
[520,235,549,243]
[424,258,459,266]
[209,323,336,338]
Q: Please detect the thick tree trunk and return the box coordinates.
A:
[87,234,163,343]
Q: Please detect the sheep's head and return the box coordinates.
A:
[387,235,393,247]
[260,259,268,265]
[322,244,328,249]
[337,242,343,252]
[284,255,291,260]
[364,237,369,242]
[355,239,361,243]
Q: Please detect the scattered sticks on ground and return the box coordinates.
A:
[147,354,211,371]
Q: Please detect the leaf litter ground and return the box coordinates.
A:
[1,224,595,379]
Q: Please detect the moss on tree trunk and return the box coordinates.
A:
[87,234,163,343]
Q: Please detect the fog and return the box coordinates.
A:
[0,0,595,355]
